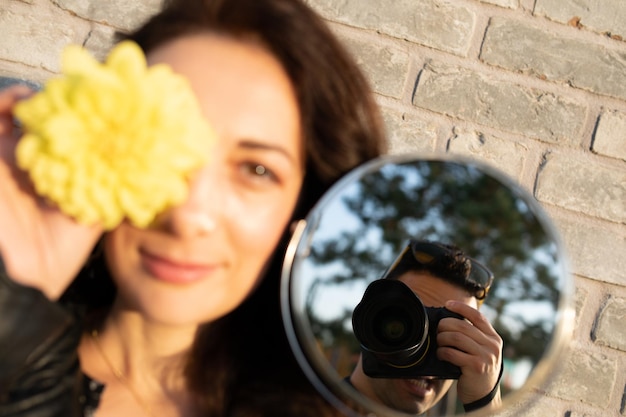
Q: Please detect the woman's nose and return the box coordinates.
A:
[151,165,219,237]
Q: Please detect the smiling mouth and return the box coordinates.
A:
[402,378,435,398]
[140,250,215,284]
[408,379,430,388]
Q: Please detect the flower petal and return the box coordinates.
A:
[14,41,216,229]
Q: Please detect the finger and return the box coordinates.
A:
[438,311,490,344]
[437,316,503,369]
[441,341,501,404]
[438,318,503,359]
[0,85,33,138]
[437,331,500,375]
[438,316,492,347]
[0,84,33,115]
[437,343,476,368]
[437,329,481,357]
[445,300,498,336]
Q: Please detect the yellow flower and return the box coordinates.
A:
[14,41,215,229]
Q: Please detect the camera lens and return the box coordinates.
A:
[352,279,429,366]
[372,305,412,348]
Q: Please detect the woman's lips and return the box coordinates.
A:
[140,251,214,284]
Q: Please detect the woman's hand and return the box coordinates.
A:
[436,300,503,408]
[0,85,103,300]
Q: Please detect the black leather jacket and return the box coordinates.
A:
[0,258,83,417]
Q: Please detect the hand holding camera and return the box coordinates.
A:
[438,299,503,406]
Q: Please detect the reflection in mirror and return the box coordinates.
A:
[281,154,573,417]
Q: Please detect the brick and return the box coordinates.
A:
[567,412,598,417]
[0,63,51,87]
[574,286,587,326]
[479,0,518,9]
[550,348,617,407]
[552,216,626,286]
[412,62,586,145]
[83,25,117,62]
[481,18,626,101]
[447,129,529,180]
[340,36,410,99]
[593,110,626,162]
[593,297,626,352]
[535,0,626,40]
[491,395,561,417]
[305,0,476,56]
[380,106,438,155]
[52,0,162,32]
[0,3,88,74]
[536,153,626,224]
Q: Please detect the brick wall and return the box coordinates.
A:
[1,0,625,416]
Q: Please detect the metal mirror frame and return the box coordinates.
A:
[281,153,575,417]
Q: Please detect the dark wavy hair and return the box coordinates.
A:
[384,240,490,301]
[62,0,386,415]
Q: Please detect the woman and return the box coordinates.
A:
[0,0,386,416]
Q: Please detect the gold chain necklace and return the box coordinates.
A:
[90,330,155,417]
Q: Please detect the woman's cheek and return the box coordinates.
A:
[238,199,291,243]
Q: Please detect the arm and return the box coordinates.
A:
[0,257,83,417]
[0,85,102,415]
[0,85,102,300]
[436,300,503,412]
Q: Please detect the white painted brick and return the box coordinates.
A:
[593,110,626,162]
[380,106,439,155]
[52,0,162,32]
[481,18,626,101]
[535,0,626,40]
[549,347,617,407]
[593,297,626,352]
[413,63,586,145]
[447,128,529,181]
[305,0,476,56]
[536,153,626,224]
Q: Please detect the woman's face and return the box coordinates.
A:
[104,34,304,326]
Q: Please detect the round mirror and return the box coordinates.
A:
[281,154,574,417]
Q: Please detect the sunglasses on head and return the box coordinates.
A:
[383,240,494,301]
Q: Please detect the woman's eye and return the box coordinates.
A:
[252,164,268,176]
[240,162,279,183]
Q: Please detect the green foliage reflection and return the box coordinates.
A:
[301,160,561,391]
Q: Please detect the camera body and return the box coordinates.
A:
[352,279,463,380]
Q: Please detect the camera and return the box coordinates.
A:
[352,279,463,379]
